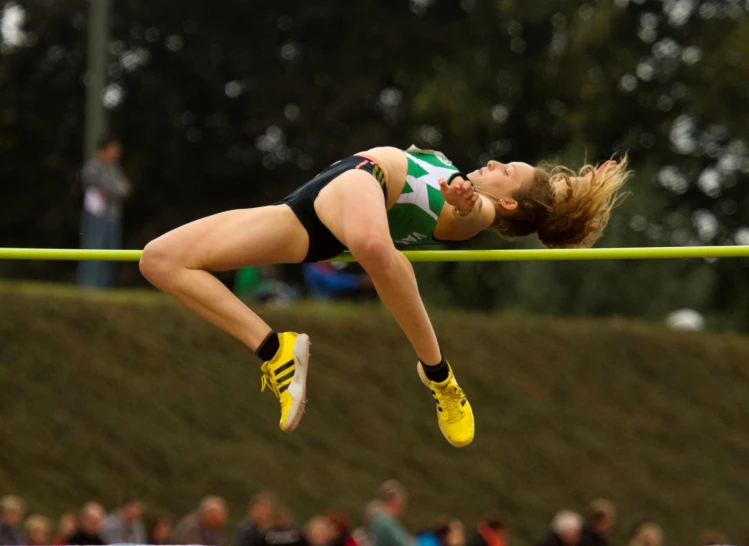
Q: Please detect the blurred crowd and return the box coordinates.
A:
[0,482,741,546]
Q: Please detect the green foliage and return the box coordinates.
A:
[1,1,749,324]
[1,285,749,544]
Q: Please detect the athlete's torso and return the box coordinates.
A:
[361,146,463,245]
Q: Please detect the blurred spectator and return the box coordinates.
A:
[101,494,147,544]
[326,511,358,546]
[0,495,26,546]
[52,512,77,546]
[147,514,174,545]
[303,263,373,301]
[368,481,410,546]
[538,511,583,546]
[579,499,616,546]
[415,527,439,546]
[23,515,50,546]
[436,519,464,546]
[420,516,464,546]
[353,501,382,546]
[77,134,133,289]
[254,497,305,546]
[235,492,276,546]
[170,496,228,546]
[306,517,334,546]
[627,521,663,546]
[235,266,300,306]
[68,502,106,545]
[363,502,382,526]
[700,530,727,546]
[467,512,507,546]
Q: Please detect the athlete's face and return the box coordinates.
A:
[466,160,535,213]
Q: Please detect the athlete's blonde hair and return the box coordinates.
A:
[492,156,630,248]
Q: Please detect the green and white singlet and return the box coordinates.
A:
[386,146,462,246]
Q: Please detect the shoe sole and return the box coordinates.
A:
[281,333,310,432]
[416,363,474,448]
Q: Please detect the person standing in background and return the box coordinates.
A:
[22,515,50,546]
[579,500,616,546]
[627,521,663,546]
[537,511,583,546]
[368,481,411,546]
[304,516,333,546]
[326,512,358,546]
[147,514,174,545]
[466,512,507,546]
[68,502,106,546]
[170,496,228,546]
[77,135,132,289]
[100,494,147,545]
[51,513,78,546]
[0,496,25,546]
[235,492,275,546]
[253,498,305,546]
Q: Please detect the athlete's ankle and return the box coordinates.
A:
[420,354,449,382]
[255,331,280,362]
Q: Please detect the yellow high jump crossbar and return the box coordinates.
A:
[1,246,749,262]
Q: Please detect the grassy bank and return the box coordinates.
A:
[1,283,748,544]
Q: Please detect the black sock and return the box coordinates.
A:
[256,331,280,362]
[421,354,449,383]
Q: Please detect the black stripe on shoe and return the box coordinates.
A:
[274,360,294,377]
[279,383,290,393]
[461,399,467,406]
[276,370,295,385]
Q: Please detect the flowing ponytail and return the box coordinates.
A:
[491,156,630,248]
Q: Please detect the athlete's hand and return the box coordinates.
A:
[597,160,617,174]
[439,177,479,213]
[586,160,617,181]
[574,160,617,186]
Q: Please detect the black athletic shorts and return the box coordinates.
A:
[277,155,387,263]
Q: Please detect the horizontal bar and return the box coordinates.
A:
[1,246,749,262]
[0,249,144,261]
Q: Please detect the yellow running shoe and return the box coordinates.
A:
[260,332,310,432]
[417,362,474,447]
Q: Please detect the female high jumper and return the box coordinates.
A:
[139,145,629,447]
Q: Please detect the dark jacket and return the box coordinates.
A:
[467,532,488,546]
[0,523,22,546]
[68,531,105,545]
[235,520,259,546]
[537,533,564,546]
[579,526,607,546]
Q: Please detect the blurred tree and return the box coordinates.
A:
[0,0,748,328]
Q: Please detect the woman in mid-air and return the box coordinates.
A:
[139,145,630,448]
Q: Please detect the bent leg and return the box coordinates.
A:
[314,170,442,365]
[139,205,309,350]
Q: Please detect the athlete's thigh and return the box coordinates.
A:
[150,205,309,271]
[313,170,392,249]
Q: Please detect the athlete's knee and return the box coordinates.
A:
[139,237,180,286]
[348,235,396,272]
